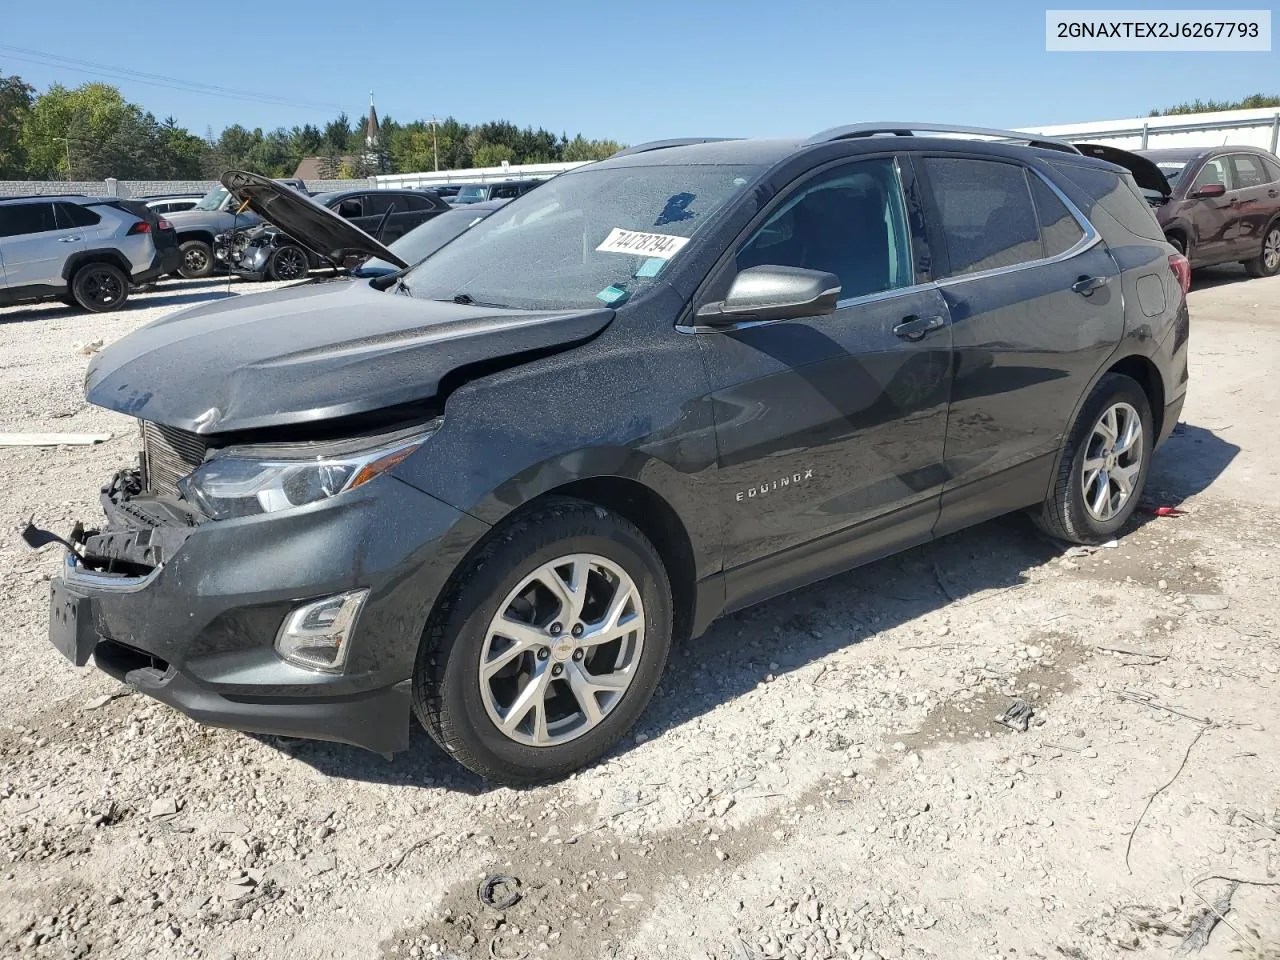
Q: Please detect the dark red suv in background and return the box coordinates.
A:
[1136,145,1280,277]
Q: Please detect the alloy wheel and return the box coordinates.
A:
[1081,401,1143,522]
[273,247,308,281]
[82,268,123,306]
[478,554,645,747]
[1265,228,1280,272]
[184,247,209,273]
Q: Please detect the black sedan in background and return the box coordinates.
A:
[354,199,509,278]
[226,188,452,281]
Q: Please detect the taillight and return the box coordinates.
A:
[157,218,172,231]
[1169,253,1191,296]
[127,221,152,235]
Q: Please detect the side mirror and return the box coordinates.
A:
[696,265,841,326]
[1191,183,1226,199]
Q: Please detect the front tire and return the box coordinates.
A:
[267,245,309,282]
[1244,222,1280,278]
[1034,373,1153,544]
[71,262,129,312]
[412,498,672,785]
[178,240,214,279]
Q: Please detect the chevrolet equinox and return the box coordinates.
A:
[38,124,1190,785]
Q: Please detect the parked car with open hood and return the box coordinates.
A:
[35,125,1189,785]
[165,178,309,279]
[1126,144,1280,276]
[224,186,452,281]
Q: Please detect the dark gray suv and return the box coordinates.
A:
[37,125,1189,785]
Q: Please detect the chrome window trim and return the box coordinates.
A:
[63,551,161,593]
[935,165,1100,289]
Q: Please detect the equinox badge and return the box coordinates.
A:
[736,469,815,502]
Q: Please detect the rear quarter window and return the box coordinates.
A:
[1047,161,1166,243]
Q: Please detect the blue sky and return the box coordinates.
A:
[3,0,1276,141]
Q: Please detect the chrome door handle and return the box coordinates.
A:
[893,315,945,341]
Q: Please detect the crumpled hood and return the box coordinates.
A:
[85,280,613,435]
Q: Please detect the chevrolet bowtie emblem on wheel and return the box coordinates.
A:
[736,469,815,502]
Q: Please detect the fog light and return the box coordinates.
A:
[275,589,368,673]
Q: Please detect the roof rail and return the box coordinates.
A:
[611,137,742,159]
[804,123,1081,155]
[0,193,91,202]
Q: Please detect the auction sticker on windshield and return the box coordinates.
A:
[597,228,690,259]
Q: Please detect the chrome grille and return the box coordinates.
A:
[140,421,207,496]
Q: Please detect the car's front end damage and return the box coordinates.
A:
[36,241,614,753]
[48,417,482,754]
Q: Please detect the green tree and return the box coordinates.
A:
[21,82,135,178]
[1151,93,1280,116]
[0,68,34,178]
[472,142,515,168]
[562,134,623,162]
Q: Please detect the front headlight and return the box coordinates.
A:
[178,422,440,520]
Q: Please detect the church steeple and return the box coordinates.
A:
[365,91,380,149]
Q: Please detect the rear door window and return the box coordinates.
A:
[1230,154,1268,189]
[0,202,57,238]
[736,156,914,300]
[1047,162,1166,242]
[923,158,1042,276]
[55,202,102,228]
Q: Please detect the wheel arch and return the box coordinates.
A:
[176,230,215,246]
[60,249,133,283]
[416,449,711,649]
[1043,349,1168,502]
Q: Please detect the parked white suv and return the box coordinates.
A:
[0,196,182,312]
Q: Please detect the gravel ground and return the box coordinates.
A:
[1,270,1278,960]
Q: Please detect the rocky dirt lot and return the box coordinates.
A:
[0,271,1277,960]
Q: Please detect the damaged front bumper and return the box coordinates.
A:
[45,473,486,755]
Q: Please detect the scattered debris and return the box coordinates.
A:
[995,699,1034,732]
[1143,505,1187,517]
[73,339,104,355]
[0,432,112,447]
[1175,881,1238,955]
[1093,645,1169,661]
[82,689,130,710]
[1125,724,1211,872]
[478,875,522,910]
[148,797,180,820]
[1117,689,1212,725]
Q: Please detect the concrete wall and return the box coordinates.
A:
[1018,107,1280,152]
[0,178,376,199]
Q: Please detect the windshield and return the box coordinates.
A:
[400,164,760,310]
[362,207,496,274]
[195,186,230,211]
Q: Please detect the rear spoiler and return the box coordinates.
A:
[1073,143,1172,197]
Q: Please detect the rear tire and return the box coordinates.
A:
[70,262,129,313]
[1034,373,1153,545]
[412,498,672,785]
[1166,234,1186,257]
[178,240,214,279]
[1244,222,1280,278]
